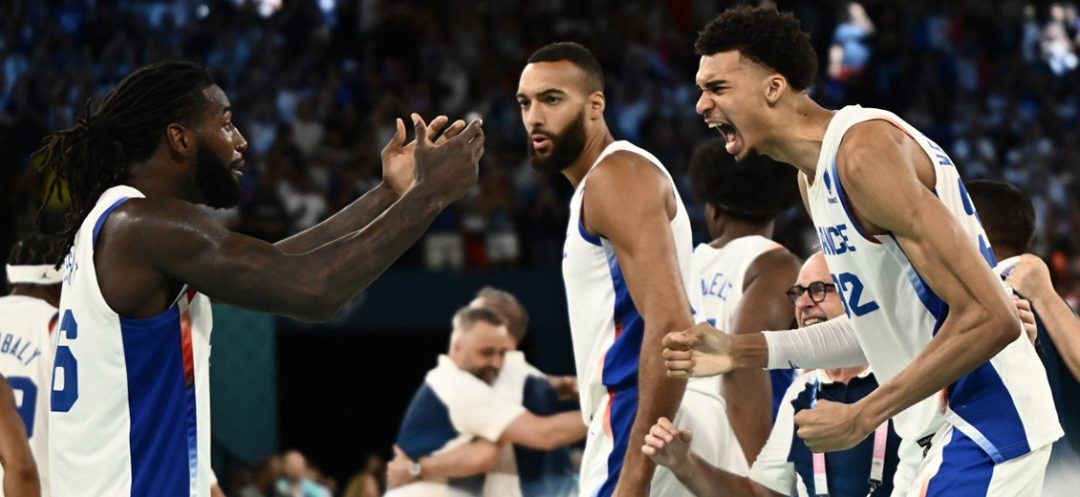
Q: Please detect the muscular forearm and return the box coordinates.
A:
[859,309,1017,428]
[1030,292,1080,381]
[671,453,776,497]
[723,369,772,463]
[232,185,444,321]
[275,182,398,253]
[619,322,688,489]
[3,465,40,497]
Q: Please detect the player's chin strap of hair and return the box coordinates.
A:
[6,264,63,285]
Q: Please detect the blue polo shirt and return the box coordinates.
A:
[750,370,902,497]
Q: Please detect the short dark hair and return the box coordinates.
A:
[475,286,530,343]
[452,305,508,333]
[688,139,798,224]
[527,42,604,93]
[695,6,818,91]
[8,234,65,267]
[965,180,1036,254]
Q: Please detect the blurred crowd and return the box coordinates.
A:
[3,0,1079,303]
[227,449,385,497]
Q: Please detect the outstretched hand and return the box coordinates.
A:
[380,115,470,197]
[410,113,485,205]
[663,322,734,379]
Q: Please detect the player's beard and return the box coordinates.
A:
[195,146,241,209]
[528,109,587,174]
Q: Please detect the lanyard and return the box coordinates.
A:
[808,378,889,497]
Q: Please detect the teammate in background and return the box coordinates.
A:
[0,235,62,497]
[0,374,39,497]
[645,253,903,497]
[667,6,1060,495]
[517,42,748,497]
[35,60,485,497]
[389,287,580,497]
[470,286,578,496]
[387,307,586,497]
[966,179,1080,496]
[687,139,802,462]
[470,286,578,402]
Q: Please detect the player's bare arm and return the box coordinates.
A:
[793,121,1022,452]
[499,411,587,451]
[583,150,694,496]
[0,375,40,497]
[386,441,499,488]
[96,118,484,321]
[724,248,800,463]
[1008,253,1080,380]
[641,417,782,497]
[276,115,468,254]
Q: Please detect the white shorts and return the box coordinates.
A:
[905,425,1052,497]
[579,381,749,497]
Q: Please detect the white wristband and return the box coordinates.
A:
[763,315,867,370]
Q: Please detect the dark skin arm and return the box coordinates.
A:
[98,118,485,321]
[794,121,1021,452]
[0,376,40,497]
[583,151,694,497]
[723,248,800,464]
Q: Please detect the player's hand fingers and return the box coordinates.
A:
[663,348,692,361]
[412,113,432,147]
[665,359,694,375]
[657,416,679,434]
[644,433,666,449]
[662,331,691,350]
[437,119,467,144]
[679,428,694,443]
[642,444,657,457]
[452,118,483,144]
[427,115,450,138]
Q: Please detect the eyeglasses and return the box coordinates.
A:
[786,281,836,305]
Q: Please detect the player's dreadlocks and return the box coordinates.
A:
[34,60,216,252]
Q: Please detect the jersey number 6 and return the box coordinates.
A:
[51,309,79,412]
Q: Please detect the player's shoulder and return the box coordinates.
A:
[100,196,225,250]
[837,120,911,171]
[587,148,669,194]
[745,243,801,284]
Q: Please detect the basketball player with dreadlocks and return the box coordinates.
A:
[36,60,485,497]
[0,234,63,497]
[665,6,1060,496]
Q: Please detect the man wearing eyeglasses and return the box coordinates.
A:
[643,252,904,497]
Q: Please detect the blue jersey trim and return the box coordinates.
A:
[597,386,638,497]
[92,197,132,246]
[395,383,458,460]
[601,251,643,390]
[119,304,193,497]
[829,160,879,244]
[579,218,602,246]
[924,429,994,497]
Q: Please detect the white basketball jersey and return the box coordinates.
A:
[692,236,782,333]
[562,140,704,421]
[50,185,214,497]
[0,295,56,497]
[803,105,1061,463]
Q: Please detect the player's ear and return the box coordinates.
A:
[588,91,605,118]
[764,74,787,105]
[165,123,195,156]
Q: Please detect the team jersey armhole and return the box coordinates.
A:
[828,158,882,245]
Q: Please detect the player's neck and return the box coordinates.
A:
[824,365,868,384]
[709,220,773,249]
[563,127,615,189]
[9,284,59,307]
[125,157,196,202]
[761,98,834,178]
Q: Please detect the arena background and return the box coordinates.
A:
[2,0,1079,494]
